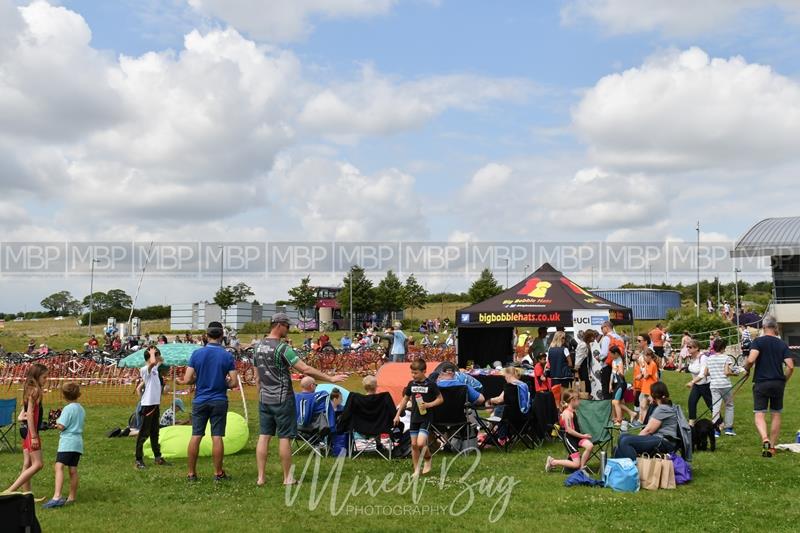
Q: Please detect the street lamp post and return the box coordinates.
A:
[88,258,100,335]
[523,264,530,280]
[503,258,509,289]
[219,245,225,327]
[734,267,742,344]
[696,221,700,317]
[349,266,354,337]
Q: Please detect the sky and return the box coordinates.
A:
[2,0,800,311]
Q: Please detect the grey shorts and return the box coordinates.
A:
[259,397,297,438]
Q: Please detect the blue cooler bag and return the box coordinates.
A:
[603,458,639,492]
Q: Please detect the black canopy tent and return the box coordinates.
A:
[455,263,633,368]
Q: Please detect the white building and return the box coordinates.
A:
[170,301,299,331]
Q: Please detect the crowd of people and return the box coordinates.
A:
[4,311,794,508]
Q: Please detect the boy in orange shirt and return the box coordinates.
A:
[633,349,658,426]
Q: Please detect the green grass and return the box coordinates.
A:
[2,371,800,532]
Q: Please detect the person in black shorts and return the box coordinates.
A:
[744,317,794,457]
[394,359,443,476]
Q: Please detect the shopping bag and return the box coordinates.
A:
[658,454,676,489]
[636,454,662,491]
[669,453,692,484]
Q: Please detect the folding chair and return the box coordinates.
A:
[338,392,396,460]
[430,385,476,455]
[477,383,536,452]
[0,398,17,452]
[293,391,332,457]
[576,399,612,467]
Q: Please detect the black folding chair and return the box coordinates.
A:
[430,385,476,455]
[0,399,17,452]
[477,383,537,452]
[339,392,396,460]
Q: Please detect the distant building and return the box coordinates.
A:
[732,216,800,349]
[593,289,682,320]
[170,301,299,331]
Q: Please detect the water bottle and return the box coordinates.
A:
[600,451,607,477]
[416,394,427,415]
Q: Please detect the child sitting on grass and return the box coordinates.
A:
[545,389,593,473]
[43,383,86,508]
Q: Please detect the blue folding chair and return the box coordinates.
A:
[0,398,18,452]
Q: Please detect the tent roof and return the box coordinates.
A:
[456,262,633,327]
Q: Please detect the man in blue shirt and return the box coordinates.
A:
[435,362,485,405]
[382,325,408,363]
[744,316,794,458]
[178,321,238,481]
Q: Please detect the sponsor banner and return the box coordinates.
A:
[572,309,608,338]
[458,311,563,326]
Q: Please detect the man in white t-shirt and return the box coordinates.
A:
[135,346,169,469]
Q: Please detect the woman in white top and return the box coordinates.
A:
[684,339,712,424]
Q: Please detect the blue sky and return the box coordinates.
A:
[2,0,800,310]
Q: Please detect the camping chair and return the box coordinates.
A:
[0,399,16,452]
[477,383,536,452]
[576,399,612,468]
[338,392,396,460]
[293,391,333,457]
[429,386,476,455]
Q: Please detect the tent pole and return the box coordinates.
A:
[172,367,176,426]
[237,373,248,423]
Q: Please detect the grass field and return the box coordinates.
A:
[1,371,799,532]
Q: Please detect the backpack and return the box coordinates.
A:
[605,334,626,366]
[603,458,639,492]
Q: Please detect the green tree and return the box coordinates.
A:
[338,266,375,316]
[106,289,133,309]
[375,270,405,320]
[229,282,255,303]
[40,291,82,316]
[82,292,113,312]
[468,268,504,303]
[288,276,317,321]
[403,274,427,318]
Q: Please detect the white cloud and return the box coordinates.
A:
[573,47,800,172]
[461,163,513,202]
[0,2,524,234]
[561,0,800,36]
[187,0,396,42]
[268,155,428,240]
[299,66,534,141]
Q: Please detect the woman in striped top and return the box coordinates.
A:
[704,337,737,437]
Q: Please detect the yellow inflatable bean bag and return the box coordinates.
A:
[144,412,249,459]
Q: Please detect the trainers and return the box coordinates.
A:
[187,474,199,482]
[762,441,773,458]
[214,471,231,482]
[714,430,721,438]
[630,420,643,428]
[154,457,171,466]
[42,498,66,509]
[135,460,146,470]
[544,456,554,473]
[724,428,737,436]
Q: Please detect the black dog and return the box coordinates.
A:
[692,419,716,452]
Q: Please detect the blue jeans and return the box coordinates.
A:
[392,352,406,363]
[614,434,675,461]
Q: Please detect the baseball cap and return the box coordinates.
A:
[174,398,185,412]
[271,312,291,325]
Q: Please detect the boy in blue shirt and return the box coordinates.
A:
[43,383,86,508]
